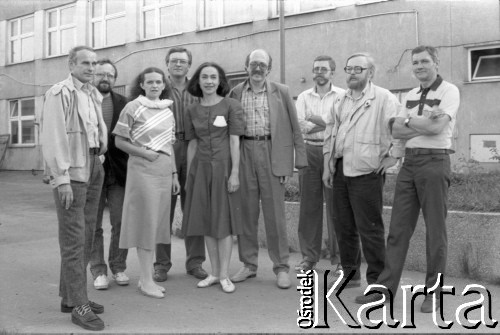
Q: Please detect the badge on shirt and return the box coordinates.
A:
[213,115,227,127]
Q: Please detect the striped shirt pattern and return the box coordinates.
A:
[241,81,270,136]
[114,97,175,155]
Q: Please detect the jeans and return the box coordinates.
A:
[332,159,385,284]
[298,144,340,264]
[155,140,205,272]
[90,176,128,277]
[377,153,451,296]
[54,154,104,306]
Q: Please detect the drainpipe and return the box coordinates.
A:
[279,0,285,84]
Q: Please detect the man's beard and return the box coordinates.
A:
[97,82,111,94]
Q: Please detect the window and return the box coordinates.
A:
[9,98,36,146]
[8,15,34,63]
[226,71,247,89]
[141,0,182,39]
[198,0,252,29]
[470,47,500,81]
[46,4,76,57]
[90,0,126,48]
[269,0,338,16]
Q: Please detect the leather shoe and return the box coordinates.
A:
[294,260,316,273]
[421,295,438,313]
[220,278,235,293]
[354,293,387,304]
[276,271,291,289]
[153,269,168,282]
[187,267,208,279]
[71,304,105,331]
[61,300,104,314]
[231,267,257,283]
[197,275,219,288]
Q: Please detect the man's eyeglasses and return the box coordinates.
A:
[170,59,189,65]
[313,67,331,74]
[95,73,115,79]
[344,66,369,74]
[248,62,269,70]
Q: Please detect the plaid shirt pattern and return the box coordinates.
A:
[168,78,199,134]
[241,81,271,136]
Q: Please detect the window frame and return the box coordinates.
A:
[197,0,253,31]
[268,0,337,18]
[7,14,35,64]
[46,3,77,58]
[140,0,183,40]
[8,97,37,147]
[90,0,127,49]
[468,45,500,83]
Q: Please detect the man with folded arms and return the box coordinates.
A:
[295,55,344,274]
[355,45,460,313]
[42,45,107,331]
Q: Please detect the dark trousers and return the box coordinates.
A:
[377,153,450,295]
[332,159,385,284]
[155,140,205,272]
[90,177,128,277]
[298,144,340,264]
[54,155,104,306]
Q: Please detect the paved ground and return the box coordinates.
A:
[1,170,499,334]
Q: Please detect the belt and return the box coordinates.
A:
[405,148,454,156]
[175,132,186,141]
[305,139,324,146]
[89,147,100,155]
[243,135,271,141]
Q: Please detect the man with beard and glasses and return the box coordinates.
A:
[295,55,344,275]
[229,49,307,289]
[90,59,129,290]
[322,53,404,290]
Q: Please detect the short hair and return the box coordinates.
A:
[245,49,273,70]
[68,45,95,65]
[187,62,230,98]
[411,45,439,63]
[346,52,376,78]
[313,55,336,71]
[165,47,193,65]
[96,58,118,79]
[129,67,170,101]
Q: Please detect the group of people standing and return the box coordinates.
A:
[41,43,459,332]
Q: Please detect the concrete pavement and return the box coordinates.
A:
[1,170,499,334]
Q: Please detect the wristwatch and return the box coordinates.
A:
[404,117,412,128]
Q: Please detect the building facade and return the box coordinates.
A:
[1,0,499,170]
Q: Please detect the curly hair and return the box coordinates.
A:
[128,67,171,101]
[187,62,230,98]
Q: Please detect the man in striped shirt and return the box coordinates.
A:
[154,47,208,282]
[295,55,344,274]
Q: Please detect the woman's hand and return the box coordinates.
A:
[227,172,239,193]
[144,149,160,162]
[172,173,180,195]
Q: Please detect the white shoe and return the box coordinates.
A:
[197,275,219,288]
[220,278,235,293]
[93,274,109,290]
[112,272,129,286]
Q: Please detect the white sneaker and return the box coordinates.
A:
[93,274,109,290]
[112,272,129,286]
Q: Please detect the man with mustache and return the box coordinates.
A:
[355,46,460,313]
[229,49,307,289]
[90,59,129,290]
[41,45,107,331]
[295,55,344,275]
[322,53,404,290]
